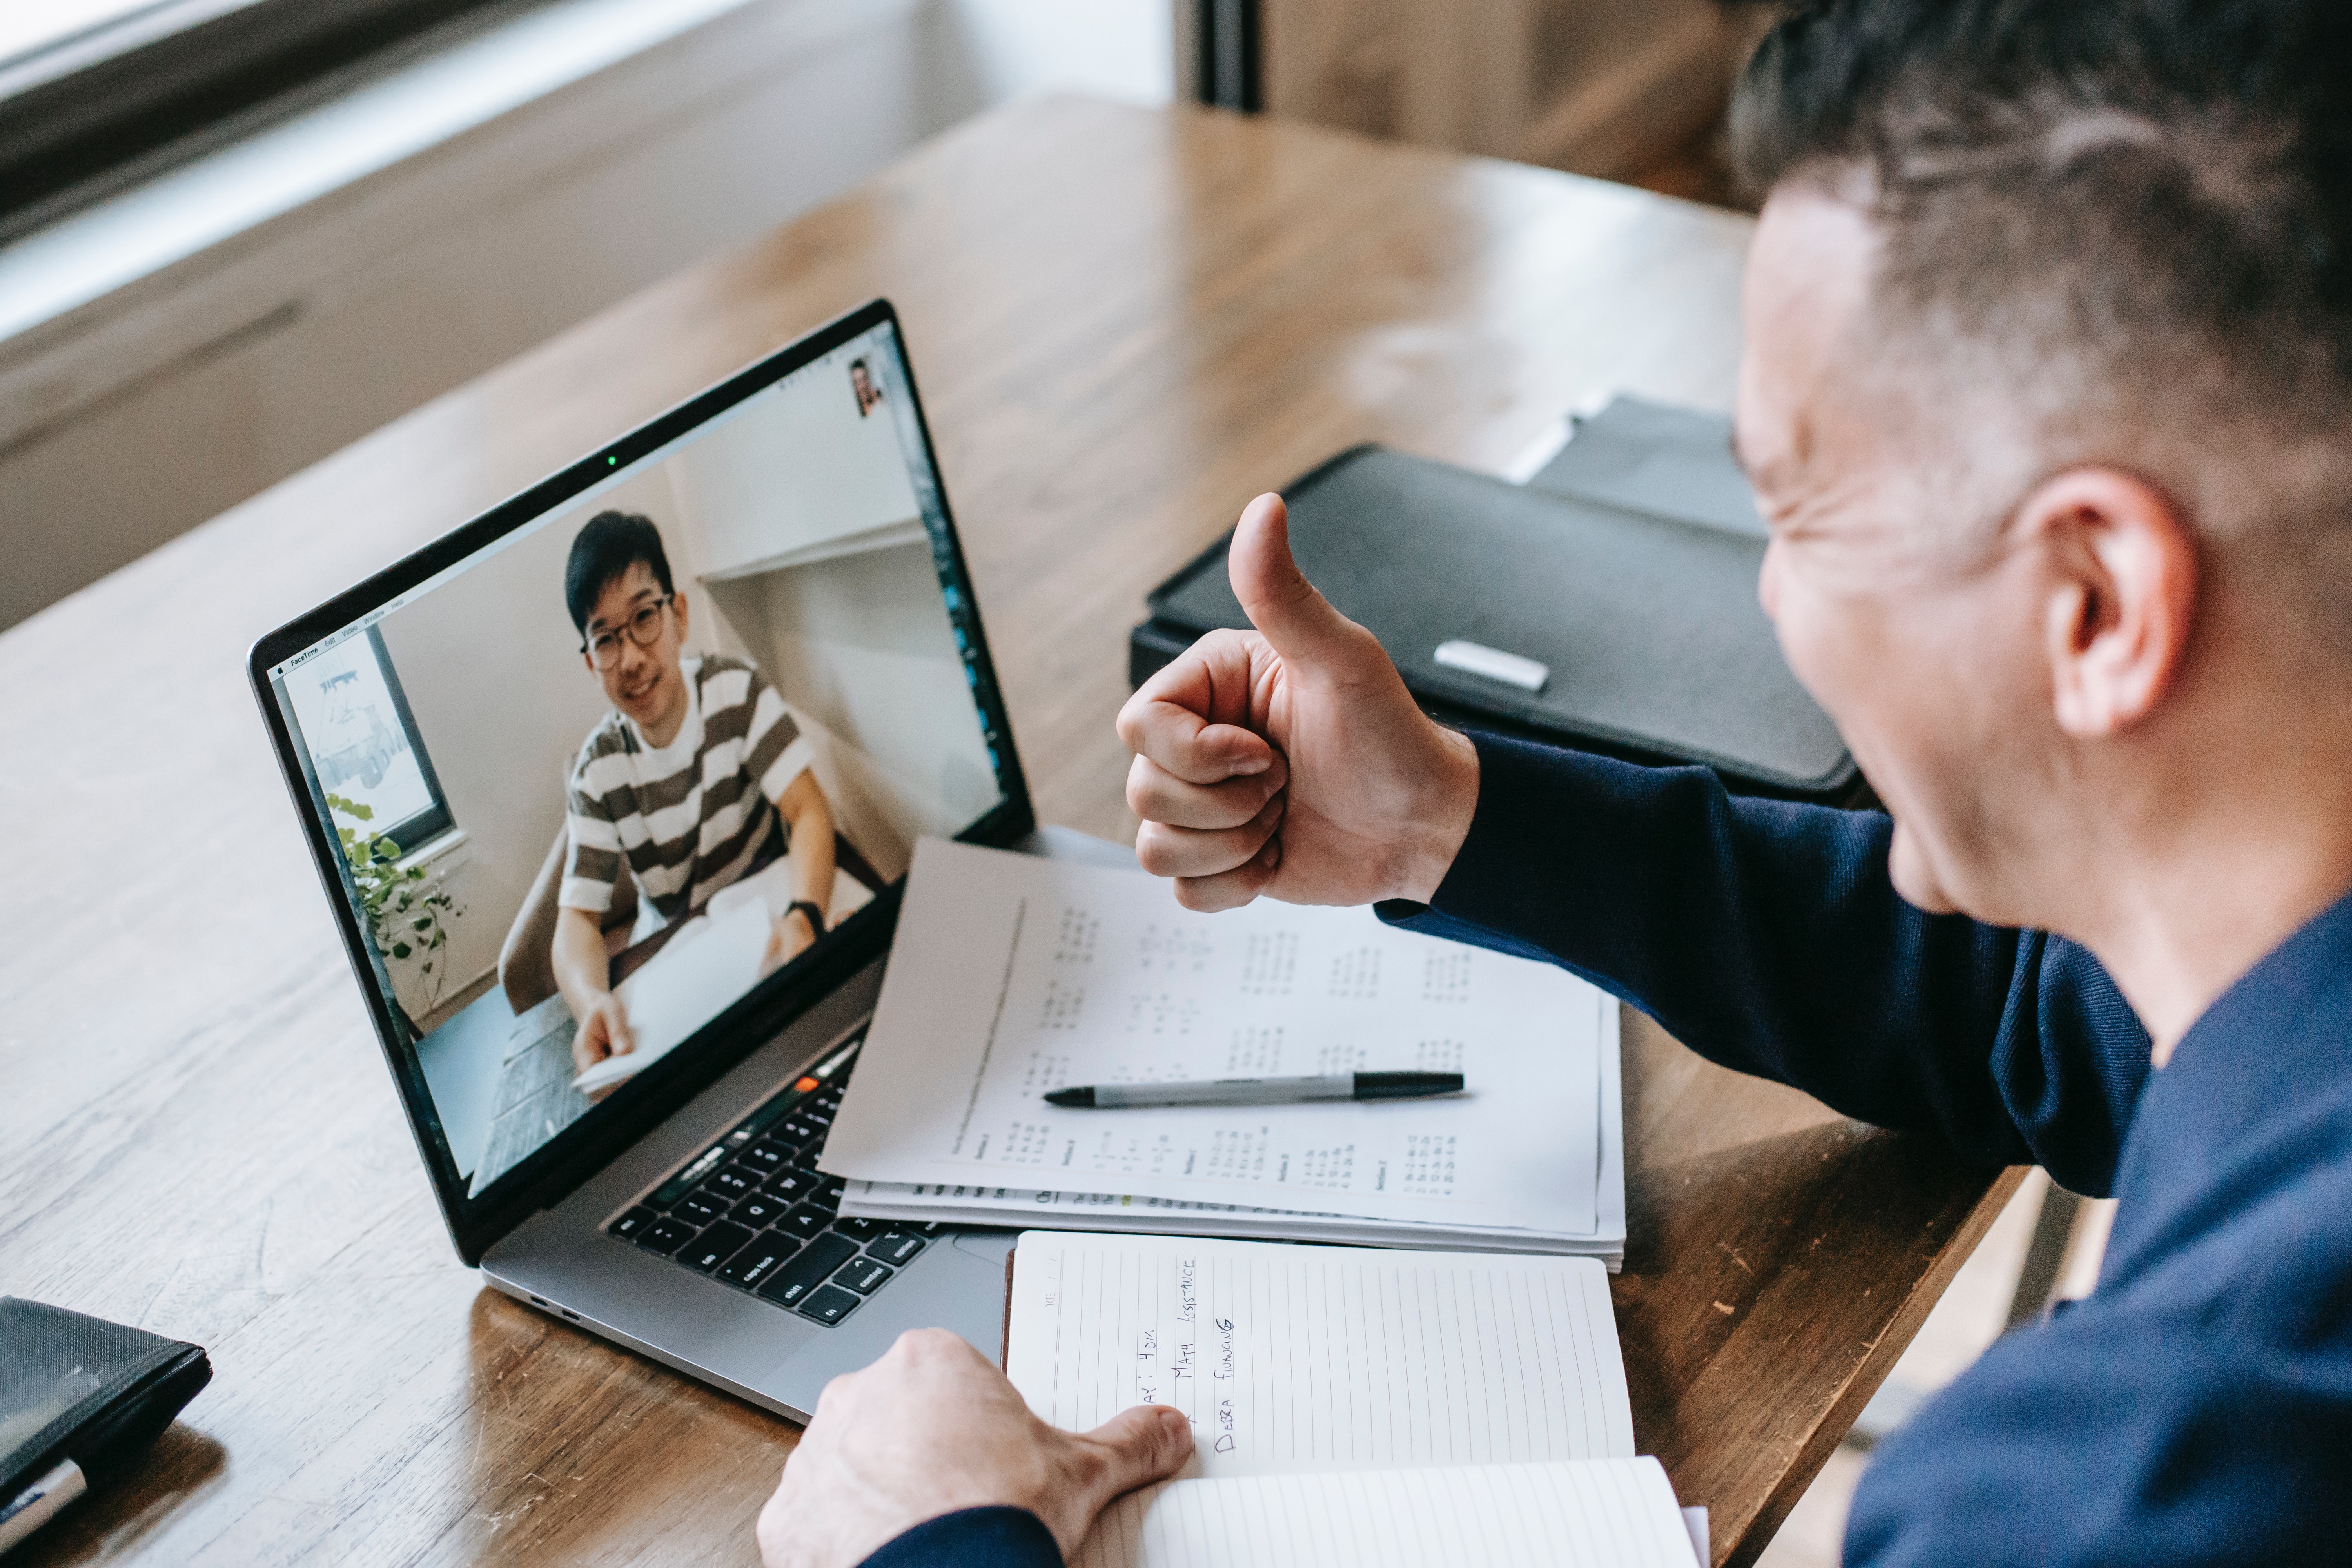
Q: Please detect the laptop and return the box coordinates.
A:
[248,300,1093,1419]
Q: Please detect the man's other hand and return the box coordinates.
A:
[1116,493,1480,912]
[757,1329,1191,1568]
[569,992,633,1100]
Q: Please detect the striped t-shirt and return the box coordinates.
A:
[560,654,816,926]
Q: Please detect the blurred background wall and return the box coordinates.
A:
[1250,0,1773,200]
[0,0,1773,633]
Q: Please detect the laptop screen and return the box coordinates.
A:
[259,308,1018,1214]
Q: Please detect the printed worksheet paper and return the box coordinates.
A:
[822,839,1609,1233]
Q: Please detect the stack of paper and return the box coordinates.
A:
[822,839,1625,1264]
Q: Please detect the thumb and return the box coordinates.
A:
[1228,494,1369,675]
[1074,1405,1193,1502]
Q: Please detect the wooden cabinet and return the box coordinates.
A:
[1259,0,1768,183]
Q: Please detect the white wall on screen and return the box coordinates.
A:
[665,358,921,580]
[704,537,999,884]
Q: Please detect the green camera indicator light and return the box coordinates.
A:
[607,455,619,466]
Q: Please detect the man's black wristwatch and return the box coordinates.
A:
[785,900,826,937]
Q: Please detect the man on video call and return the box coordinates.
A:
[749,1,2352,1564]
[556,510,837,1080]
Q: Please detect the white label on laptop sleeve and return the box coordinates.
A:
[1433,639,1549,693]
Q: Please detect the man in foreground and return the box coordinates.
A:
[756,0,2352,1562]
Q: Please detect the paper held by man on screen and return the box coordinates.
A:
[820,838,1621,1243]
[572,895,776,1094]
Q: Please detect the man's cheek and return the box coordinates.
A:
[1766,591,1850,722]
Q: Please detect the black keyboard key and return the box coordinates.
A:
[835,1216,887,1241]
[673,1191,730,1227]
[795,1284,863,1325]
[758,1234,861,1308]
[717,1232,798,1290]
[811,1176,846,1212]
[639,1216,699,1255]
[868,1232,927,1266]
[773,1117,824,1147]
[833,1257,893,1295]
[610,1207,659,1241]
[915,1221,947,1236]
[739,1140,790,1172]
[681,1221,755,1273]
[731,1192,791,1229]
[763,1168,821,1204]
[706,1166,759,1201]
[778,1202,833,1241]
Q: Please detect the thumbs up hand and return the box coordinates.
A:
[1116,493,1480,912]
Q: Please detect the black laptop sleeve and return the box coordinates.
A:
[1130,399,1859,803]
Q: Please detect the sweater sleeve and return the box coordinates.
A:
[856,1507,1060,1568]
[1381,733,2150,1195]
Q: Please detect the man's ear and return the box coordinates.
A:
[673,590,690,642]
[2025,468,2198,738]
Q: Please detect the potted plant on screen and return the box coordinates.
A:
[327,794,462,1029]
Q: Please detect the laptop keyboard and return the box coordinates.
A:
[604,1035,937,1327]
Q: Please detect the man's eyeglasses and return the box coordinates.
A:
[582,595,673,669]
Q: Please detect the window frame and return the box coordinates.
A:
[287,624,457,858]
[0,0,531,241]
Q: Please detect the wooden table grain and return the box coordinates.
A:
[0,97,2020,1567]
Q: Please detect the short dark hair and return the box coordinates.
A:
[565,510,674,635]
[1729,0,2352,599]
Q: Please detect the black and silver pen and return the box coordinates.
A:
[1044,1071,1465,1109]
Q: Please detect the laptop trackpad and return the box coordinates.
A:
[951,1229,1016,1266]
[757,1230,1015,1412]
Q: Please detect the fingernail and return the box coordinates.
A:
[1232,755,1269,775]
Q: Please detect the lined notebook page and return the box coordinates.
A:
[1076,1457,1697,1568]
[1006,1232,1633,1477]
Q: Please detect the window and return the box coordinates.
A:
[0,0,524,240]
[281,626,454,853]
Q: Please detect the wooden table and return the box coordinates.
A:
[0,97,2020,1566]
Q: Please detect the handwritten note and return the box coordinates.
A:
[1004,1232,1633,1479]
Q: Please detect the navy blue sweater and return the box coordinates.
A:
[861,734,2352,1565]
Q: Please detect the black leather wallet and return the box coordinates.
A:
[0,1298,211,1548]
